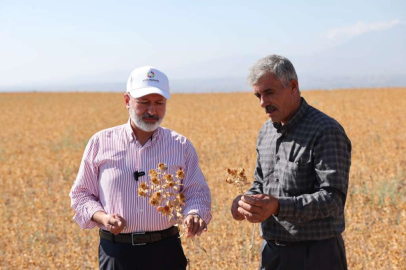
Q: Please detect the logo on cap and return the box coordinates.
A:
[147,71,155,78]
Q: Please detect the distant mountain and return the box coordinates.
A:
[296,23,406,89]
[1,25,404,93]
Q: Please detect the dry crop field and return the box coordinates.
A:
[0,88,405,269]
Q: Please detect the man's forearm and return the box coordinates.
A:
[278,188,344,223]
[92,211,108,226]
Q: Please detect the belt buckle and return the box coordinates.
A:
[132,231,146,246]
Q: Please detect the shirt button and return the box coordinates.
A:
[275,178,279,182]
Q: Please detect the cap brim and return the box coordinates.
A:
[127,87,170,100]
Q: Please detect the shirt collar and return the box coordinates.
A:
[125,118,161,145]
[150,127,160,144]
[272,98,309,134]
[125,118,135,142]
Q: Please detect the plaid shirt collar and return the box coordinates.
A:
[272,98,309,134]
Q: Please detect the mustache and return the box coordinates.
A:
[265,105,277,113]
[141,113,159,120]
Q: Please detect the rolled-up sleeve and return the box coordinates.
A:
[69,135,105,229]
[181,141,212,225]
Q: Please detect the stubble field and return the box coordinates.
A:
[0,88,405,269]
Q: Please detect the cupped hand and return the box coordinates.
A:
[231,195,245,220]
[184,214,207,238]
[238,194,279,223]
[104,213,127,235]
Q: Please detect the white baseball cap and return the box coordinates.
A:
[126,66,170,99]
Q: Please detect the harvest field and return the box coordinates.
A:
[0,88,405,269]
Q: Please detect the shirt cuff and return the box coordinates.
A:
[73,203,105,230]
[244,191,259,195]
[277,196,295,219]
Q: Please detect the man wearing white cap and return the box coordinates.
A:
[70,66,212,269]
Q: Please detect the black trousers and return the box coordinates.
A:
[99,234,187,270]
[259,235,348,270]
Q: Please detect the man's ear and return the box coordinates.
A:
[124,93,131,109]
[290,79,299,94]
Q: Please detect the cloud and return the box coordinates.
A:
[321,20,401,41]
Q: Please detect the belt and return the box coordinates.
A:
[267,239,318,247]
[99,226,179,246]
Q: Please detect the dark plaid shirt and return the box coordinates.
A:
[246,98,351,242]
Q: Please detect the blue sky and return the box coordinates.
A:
[1,0,405,91]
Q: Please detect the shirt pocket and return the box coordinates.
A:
[282,159,314,196]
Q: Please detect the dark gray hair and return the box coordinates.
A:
[247,55,299,89]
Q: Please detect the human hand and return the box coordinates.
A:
[184,214,207,238]
[238,194,279,223]
[231,195,245,220]
[103,213,127,235]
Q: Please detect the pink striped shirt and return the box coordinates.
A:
[69,120,212,232]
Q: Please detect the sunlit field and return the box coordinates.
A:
[0,88,405,269]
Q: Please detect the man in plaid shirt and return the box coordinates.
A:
[231,55,351,270]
